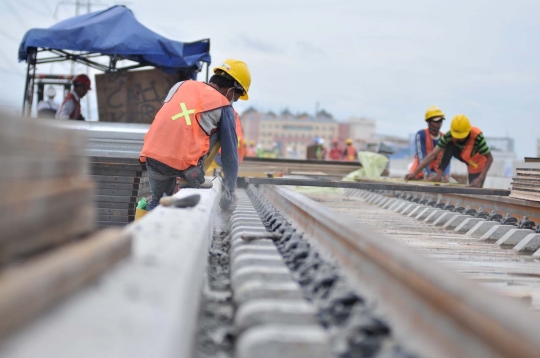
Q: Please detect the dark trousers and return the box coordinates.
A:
[145,158,185,210]
[439,142,484,186]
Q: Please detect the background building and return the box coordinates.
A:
[241,108,377,159]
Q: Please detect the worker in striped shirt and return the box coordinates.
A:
[405,114,493,187]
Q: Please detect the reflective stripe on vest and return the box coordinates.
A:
[140,80,231,170]
[459,127,487,174]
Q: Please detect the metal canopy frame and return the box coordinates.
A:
[22,42,210,117]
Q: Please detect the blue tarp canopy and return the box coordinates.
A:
[18,5,210,72]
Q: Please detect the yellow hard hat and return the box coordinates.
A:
[213,59,251,100]
[450,114,472,139]
[346,138,353,145]
[249,140,255,146]
[425,106,445,121]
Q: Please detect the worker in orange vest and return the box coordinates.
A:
[56,74,90,120]
[342,138,357,161]
[408,106,450,181]
[140,59,251,210]
[245,140,256,157]
[405,114,493,187]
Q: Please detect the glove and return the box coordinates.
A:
[219,189,237,211]
[182,166,205,189]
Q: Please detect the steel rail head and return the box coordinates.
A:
[258,184,540,358]
[247,177,511,196]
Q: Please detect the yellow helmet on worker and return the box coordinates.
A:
[346,138,353,145]
[213,59,251,100]
[450,114,472,139]
[425,106,445,121]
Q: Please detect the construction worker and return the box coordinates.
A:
[328,138,342,160]
[409,106,451,181]
[37,86,59,118]
[56,74,90,120]
[140,59,251,211]
[343,138,357,161]
[246,140,256,157]
[316,138,327,160]
[405,114,493,187]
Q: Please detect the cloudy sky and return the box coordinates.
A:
[1,0,539,158]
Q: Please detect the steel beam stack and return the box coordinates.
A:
[91,157,149,227]
[510,159,540,202]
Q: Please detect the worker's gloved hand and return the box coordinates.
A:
[182,166,205,189]
[219,190,237,211]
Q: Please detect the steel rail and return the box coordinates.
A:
[243,156,362,167]
[248,177,511,196]
[258,184,540,358]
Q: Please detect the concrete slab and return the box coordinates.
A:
[465,221,500,238]
[388,200,405,211]
[236,325,332,358]
[442,215,471,230]
[400,204,417,215]
[231,253,285,273]
[496,229,536,248]
[232,267,292,291]
[0,187,221,358]
[454,218,486,234]
[513,234,540,254]
[230,246,280,262]
[416,208,437,221]
[377,197,391,207]
[406,206,424,218]
[479,225,517,242]
[424,209,445,223]
[382,199,398,209]
[374,196,388,206]
[394,201,409,212]
[235,300,317,333]
[234,282,303,305]
[433,212,460,226]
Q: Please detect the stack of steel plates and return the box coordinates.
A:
[0,114,95,263]
[90,156,149,227]
[510,159,540,201]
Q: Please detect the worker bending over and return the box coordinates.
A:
[405,114,493,187]
[343,138,357,161]
[409,106,450,181]
[140,59,251,210]
[56,74,90,120]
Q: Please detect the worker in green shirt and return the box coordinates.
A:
[405,114,493,187]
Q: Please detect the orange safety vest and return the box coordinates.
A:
[410,128,444,179]
[345,145,356,161]
[60,92,81,120]
[458,127,487,174]
[235,111,245,164]
[140,80,231,170]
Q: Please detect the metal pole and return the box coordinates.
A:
[205,62,209,83]
[22,53,32,117]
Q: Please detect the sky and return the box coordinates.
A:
[0,0,539,158]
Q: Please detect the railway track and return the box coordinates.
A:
[201,183,540,358]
